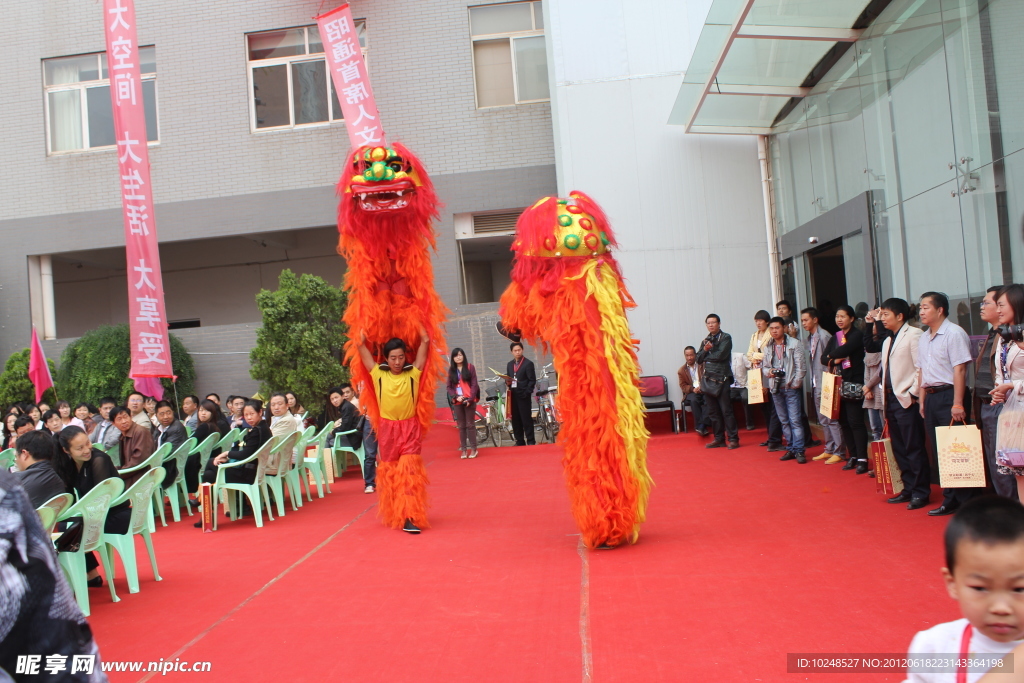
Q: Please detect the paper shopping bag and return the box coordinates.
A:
[936,423,986,488]
[200,483,214,533]
[322,446,336,483]
[747,369,764,404]
[819,372,841,420]
[870,438,902,496]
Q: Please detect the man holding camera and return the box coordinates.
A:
[766,317,807,463]
[697,314,739,449]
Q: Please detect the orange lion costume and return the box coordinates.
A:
[499,192,652,548]
[336,144,446,531]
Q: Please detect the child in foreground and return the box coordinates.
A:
[904,496,1024,683]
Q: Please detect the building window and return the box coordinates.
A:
[470,1,548,108]
[43,49,158,154]
[247,23,367,131]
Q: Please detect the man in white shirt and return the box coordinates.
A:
[866,299,927,508]
[916,292,975,517]
[267,392,297,474]
[127,391,152,429]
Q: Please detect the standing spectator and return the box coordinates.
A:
[126,391,152,429]
[917,292,975,516]
[993,284,1024,500]
[55,400,85,430]
[823,305,869,473]
[506,342,537,447]
[766,317,807,463]
[863,350,885,441]
[866,298,928,509]
[747,310,783,450]
[729,353,757,431]
[802,307,844,462]
[776,300,799,338]
[347,384,379,492]
[152,400,187,489]
[678,346,707,436]
[977,286,1018,500]
[110,405,154,487]
[447,348,481,458]
[13,430,67,507]
[90,397,121,451]
[181,394,200,430]
[697,314,739,449]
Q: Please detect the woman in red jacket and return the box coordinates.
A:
[446,348,481,459]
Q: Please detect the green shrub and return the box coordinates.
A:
[250,270,348,417]
[0,349,57,408]
[55,324,196,405]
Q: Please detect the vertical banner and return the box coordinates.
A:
[316,4,385,150]
[103,0,172,380]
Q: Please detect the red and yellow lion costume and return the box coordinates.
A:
[499,191,652,548]
[336,144,446,529]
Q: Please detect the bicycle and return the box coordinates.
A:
[481,376,515,447]
[535,363,560,443]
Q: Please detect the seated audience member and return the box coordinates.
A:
[13,430,66,507]
[27,403,43,430]
[181,394,200,430]
[266,393,297,473]
[678,346,707,436]
[153,400,188,488]
[185,400,228,506]
[73,403,95,435]
[55,400,85,430]
[323,385,367,484]
[204,394,231,432]
[53,426,130,588]
[903,497,1024,682]
[126,391,152,429]
[110,406,154,487]
[41,411,63,454]
[38,402,51,417]
[12,415,36,443]
[4,412,18,450]
[90,397,122,451]
[143,396,157,422]
[286,392,311,428]
[199,400,271,503]
[227,395,248,430]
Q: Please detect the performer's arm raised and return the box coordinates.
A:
[357,331,376,372]
[413,326,429,371]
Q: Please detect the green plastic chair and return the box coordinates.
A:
[37,507,56,535]
[106,442,121,467]
[104,467,165,594]
[332,429,365,478]
[55,477,124,616]
[91,442,107,452]
[299,425,333,498]
[154,437,196,524]
[265,431,302,517]
[212,436,279,529]
[214,428,241,454]
[287,426,317,503]
[37,493,74,535]
[118,442,172,533]
[185,424,194,437]
[0,447,15,469]
[189,432,220,483]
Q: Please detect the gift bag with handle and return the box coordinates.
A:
[869,425,902,496]
[747,368,764,404]
[936,420,986,488]
[819,371,841,420]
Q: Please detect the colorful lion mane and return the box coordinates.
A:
[499,191,652,548]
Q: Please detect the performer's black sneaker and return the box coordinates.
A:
[402,519,421,534]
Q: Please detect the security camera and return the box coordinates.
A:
[808,236,819,244]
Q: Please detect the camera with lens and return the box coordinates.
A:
[998,324,1024,343]
[769,368,786,394]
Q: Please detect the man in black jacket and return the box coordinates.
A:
[153,400,189,489]
[13,430,67,507]
[696,313,739,449]
[506,342,537,446]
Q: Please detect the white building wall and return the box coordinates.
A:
[545,0,771,405]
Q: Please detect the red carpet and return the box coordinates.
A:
[85,419,960,682]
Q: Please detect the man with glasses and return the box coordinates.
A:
[975,286,1016,499]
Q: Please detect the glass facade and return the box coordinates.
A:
[769,0,1024,335]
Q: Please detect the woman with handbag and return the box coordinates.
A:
[823,305,870,474]
[992,285,1024,499]
[747,309,784,449]
[447,348,481,459]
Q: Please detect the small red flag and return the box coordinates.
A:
[28,327,53,404]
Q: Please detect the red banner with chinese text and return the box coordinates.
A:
[316,4,385,149]
[103,0,172,379]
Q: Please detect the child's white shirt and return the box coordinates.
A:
[903,618,1023,683]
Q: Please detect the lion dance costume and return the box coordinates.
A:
[337,144,446,531]
[499,192,652,548]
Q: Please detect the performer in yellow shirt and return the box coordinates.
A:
[357,328,430,534]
